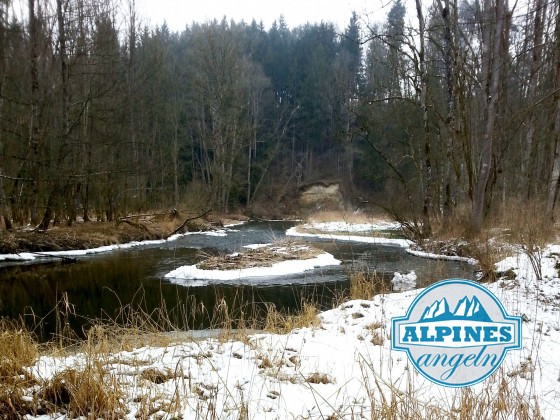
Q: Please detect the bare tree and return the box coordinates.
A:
[28,0,41,225]
[37,0,71,231]
[471,0,509,232]
[546,4,560,216]
[522,0,547,198]
[0,0,11,230]
[415,0,433,236]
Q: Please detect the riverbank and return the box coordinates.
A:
[1,215,559,417]
[2,239,558,418]
[0,212,249,257]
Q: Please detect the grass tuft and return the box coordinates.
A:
[264,301,319,334]
[40,367,125,418]
[197,240,323,271]
[38,324,127,418]
[0,320,38,383]
[348,270,389,300]
[0,320,38,418]
[305,372,333,384]
[140,367,176,384]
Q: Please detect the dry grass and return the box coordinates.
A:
[197,240,323,270]
[263,302,319,334]
[140,367,176,384]
[0,219,168,254]
[305,372,333,384]
[0,320,39,417]
[0,320,38,383]
[416,200,558,281]
[47,298,196,356]
[356,354,542,420]
[40,367,125,418]
[428,199,557,252]
[365,322,386,346]
[0,211,247,254]
[39,325,128,418]
[494,200,553,243]
[307,210,389,224]
[348,270,389,300]
[0,320,128,418]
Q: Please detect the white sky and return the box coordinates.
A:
[137,0,393,32]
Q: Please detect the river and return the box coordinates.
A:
[0,221,475,340]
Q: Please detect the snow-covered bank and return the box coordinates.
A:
[11,219,560,418]
[406,247,478,264]
[0,229,232,263]
[304,220,402,232]
[24,244,560,419]
[288,220,483,265]
[286,224,411,247]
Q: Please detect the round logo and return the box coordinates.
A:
[391,279,522,387]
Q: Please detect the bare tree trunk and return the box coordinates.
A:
[471,0,507,232]
[415,0,432,237]
[246,133,253,203]
[440,0,457,223]
[546,7,560,216]
[38,0,70,231]
[246,83,262,204]
[0,4,12,230]
[126,0,137,214]
[171,94,180,208]
[523,0,546,198]
[0,2,11,230]
[28,0,40,225]
[250,106,298,203]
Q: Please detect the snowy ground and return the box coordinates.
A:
[19,221,560,418]
[286,220,411,248]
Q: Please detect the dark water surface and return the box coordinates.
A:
[0,221,475,340]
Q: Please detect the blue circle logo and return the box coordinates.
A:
[391,279,522,387]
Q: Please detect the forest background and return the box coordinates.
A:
[1,0,559,238]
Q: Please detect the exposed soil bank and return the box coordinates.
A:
[0,212,249,254]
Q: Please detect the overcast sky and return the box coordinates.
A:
[137,0,392,32]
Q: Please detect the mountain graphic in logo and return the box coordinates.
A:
[420,296,491,322]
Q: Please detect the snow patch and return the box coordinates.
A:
[286,226,411,247]
[391,270,417,291]
[164,252,341,283]
[406,248,477,264]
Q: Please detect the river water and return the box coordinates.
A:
[0,221,475,340]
